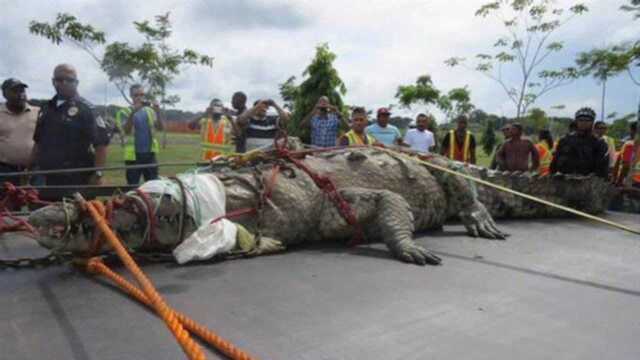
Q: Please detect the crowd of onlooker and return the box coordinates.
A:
[1,63,639,203]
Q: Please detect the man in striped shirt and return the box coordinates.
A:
[236,99,289,152]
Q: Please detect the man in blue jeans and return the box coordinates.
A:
[123,84,164,184]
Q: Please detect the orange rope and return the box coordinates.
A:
[87,201,107,256]
[85,257,257,360]
[80,198,206,360]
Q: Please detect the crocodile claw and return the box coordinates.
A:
[461,202,509,240]
[393,240,442,266]
[248,237,286,256]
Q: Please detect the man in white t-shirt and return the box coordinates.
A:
[403,113,435,153]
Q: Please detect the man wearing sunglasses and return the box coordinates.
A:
[30,64,110,195]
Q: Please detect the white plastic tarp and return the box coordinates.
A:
[136,173,237,264]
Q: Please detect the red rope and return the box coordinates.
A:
[0,182,50,236]
[134,189,160,250]
[208,164,280,226]
[274,134,365,246]
[0,182,50,210]
[209,208,257,225]
[0,210,38,236]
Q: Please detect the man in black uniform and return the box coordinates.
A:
[30,64,110,190]
[550,107,609,178]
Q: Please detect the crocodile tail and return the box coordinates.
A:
[465,165,614,219]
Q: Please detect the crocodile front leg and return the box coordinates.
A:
[427,157,508,240]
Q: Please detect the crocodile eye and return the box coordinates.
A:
[346,152,367,162]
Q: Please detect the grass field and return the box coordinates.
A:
[103,132,494,185]
[104,132,201,185]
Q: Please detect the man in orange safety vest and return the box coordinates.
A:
[189,98,238,161]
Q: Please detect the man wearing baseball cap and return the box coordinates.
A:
[366,107,404,147]
[550,107,609,178]
[0,78,39,191]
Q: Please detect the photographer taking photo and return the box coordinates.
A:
[189,98,238,160]
[300,96,349,148]
[236,98,289,152]
[123,84,164,184]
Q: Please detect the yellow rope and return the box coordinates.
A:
[381,148,640,236]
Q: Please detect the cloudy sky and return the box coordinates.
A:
[1,0,638,121]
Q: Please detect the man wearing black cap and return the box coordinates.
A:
[0,78,38,188]
[30,64,110,192]
[550,107,609,178]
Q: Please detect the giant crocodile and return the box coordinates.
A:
[28,146,613,266]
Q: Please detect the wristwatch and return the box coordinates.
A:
[95,171,104,178]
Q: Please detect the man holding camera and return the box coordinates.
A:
[123,84,163,185]
[236,99,289,152]
[189,98,238,160]
[300,96,349,148]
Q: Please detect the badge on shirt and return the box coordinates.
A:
[67,106,79,117]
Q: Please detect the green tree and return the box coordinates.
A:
[621,1,640,117]
[482,119,498,156]
[30,13,213,105]
[396,75,441,109]
[396,75,474,123]
[278,43,347,140]
[575,47,629,120]
[437,87,475,123]
[608,113,637,140]
[279,76,299,111]
[621,0,640,19]
[469,109,489,125]
[526,107,548,133]
[445,0,588,119]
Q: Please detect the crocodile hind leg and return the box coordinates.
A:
[316,187,442,266]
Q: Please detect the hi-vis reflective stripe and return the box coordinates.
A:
[633,160,640,183]
[201,143,234,150]
[345,130,373,145]
[448,130,471,162]
[200,117,233,160]
[201,118,228,143]
[536,142,552,176]
[123,107,159,161]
